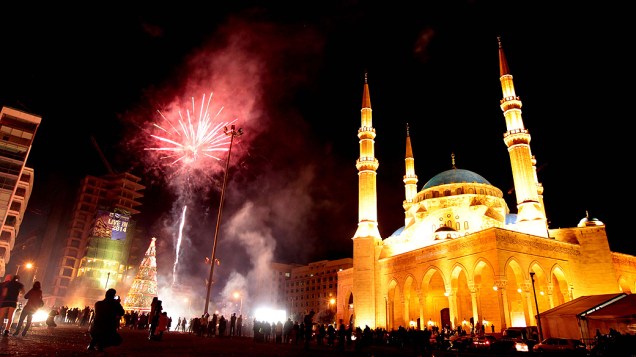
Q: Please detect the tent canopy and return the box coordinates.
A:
[539,293,625,318]
[539,293,636,339]
[586,294,636,320]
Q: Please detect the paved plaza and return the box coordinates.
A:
[0,324,417,357]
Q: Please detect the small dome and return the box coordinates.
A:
[435,226,456,233]
[577,212,604,227]
[422,169,492,189]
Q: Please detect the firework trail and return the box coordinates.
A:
[144,93,237,284]
[173,205,187,286]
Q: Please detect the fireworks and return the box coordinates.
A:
[145,93,237,170]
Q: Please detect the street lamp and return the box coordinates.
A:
[328,297,335,314]
[15,262,34,278]
[233,292,243,316]
[203,125,243,315]
[529,272,544,341]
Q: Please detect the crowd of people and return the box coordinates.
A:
[5,277,632,355]
[0,274,377,354]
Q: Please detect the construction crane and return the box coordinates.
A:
[90,135,116,175]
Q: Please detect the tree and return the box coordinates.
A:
[122,237,158,313]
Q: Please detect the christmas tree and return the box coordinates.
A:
[122,237,158,312]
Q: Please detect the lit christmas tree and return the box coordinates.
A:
[122,237,158,312]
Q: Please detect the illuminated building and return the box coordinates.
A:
[0,106,40,278]
[286,258,352,323]
[336,39,636,331]
[50,172,144,307]
[266,262,298,312]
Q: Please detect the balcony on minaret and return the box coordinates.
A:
[503,129,529,144]
[356,157,379,171]
[504,129,528,136]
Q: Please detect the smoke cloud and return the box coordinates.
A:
[120,9,351,318]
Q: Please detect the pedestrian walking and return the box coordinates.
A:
[13,281,44,336]
[0,274,24,336]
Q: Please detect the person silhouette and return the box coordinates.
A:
[87,288,125,351]
[12,281,43,336]
[303,310,315,350]
[0,274,24,336]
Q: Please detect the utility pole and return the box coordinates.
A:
[203,125,243,315]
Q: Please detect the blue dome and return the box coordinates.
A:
[389,226,405,237]
[422,169,491,189]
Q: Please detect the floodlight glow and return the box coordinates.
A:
[254,307,286,324]
[32,309,49,323]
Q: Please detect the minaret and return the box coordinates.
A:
[354,72,381,239]
[498,37,548,237]
[403,123,418,212]
[352,73,382,329]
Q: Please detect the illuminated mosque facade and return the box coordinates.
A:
[335,38,636,332]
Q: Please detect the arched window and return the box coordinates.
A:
[468,188,475,194]
[444,189,451,196]
[457,187,464,194]
[464,221,469,230]
[456,222,460,230]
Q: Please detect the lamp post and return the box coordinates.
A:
[233,292,243,316]
[529,272,543,341]
[16,262,33,277]
[384,296,388,330]
[203,125,243,315]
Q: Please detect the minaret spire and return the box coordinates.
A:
[498,36,510,77]
[403,123,418,211]
[451,152,456,169]
[354,72,380,239]
[498,37,548,237]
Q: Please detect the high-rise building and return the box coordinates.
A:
[337,38,636,338]
[50,172,144,307]
[267,262,299,310]
[0,106,40,278]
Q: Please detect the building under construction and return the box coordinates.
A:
[49,172,145,307]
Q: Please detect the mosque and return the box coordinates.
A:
[335,38,636,333]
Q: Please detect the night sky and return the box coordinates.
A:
[1,2,632,300]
